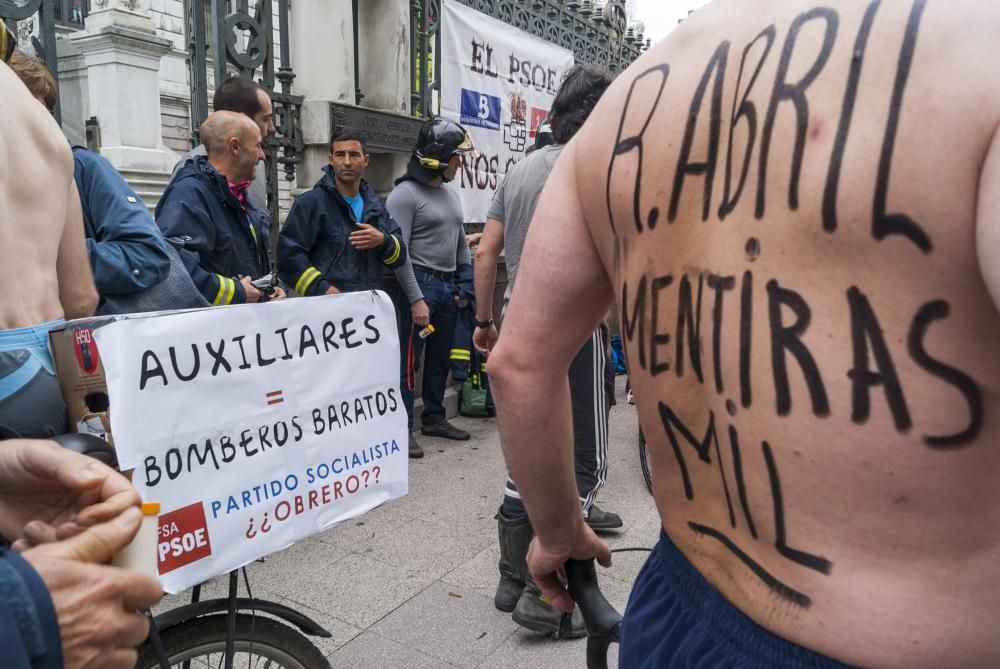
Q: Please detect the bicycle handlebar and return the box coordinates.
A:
[564,558,622,669]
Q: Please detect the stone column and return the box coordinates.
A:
[358,0,412,185]
[292,0,356,187]
[66,0,174,172]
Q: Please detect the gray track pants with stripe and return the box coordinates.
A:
[501,325,613,520]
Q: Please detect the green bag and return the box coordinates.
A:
[460,375,489,417]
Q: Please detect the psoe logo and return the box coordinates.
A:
[157,502,213,575]
[460,88,501,131]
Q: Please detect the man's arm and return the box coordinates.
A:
[472,217,504,354]
[56,179,99,319]
[977,121,1000,312]
[376,214,407,270]
[386,187,429,325]
[277,197,333,296]
[76,151,171,295]
[487,140,613,610]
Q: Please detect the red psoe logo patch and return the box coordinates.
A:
[157,502,213,575]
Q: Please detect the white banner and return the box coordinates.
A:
[440,0,575,222]
[95,292,408,593]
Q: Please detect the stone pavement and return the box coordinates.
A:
[158,378,661,667]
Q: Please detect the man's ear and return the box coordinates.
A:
[228,136,241,156]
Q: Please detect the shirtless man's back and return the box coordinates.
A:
[0,60,96,437]
[490,1,1000,667]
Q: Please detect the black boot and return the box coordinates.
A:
[512,578,586,639]
[495,510,532,612]
[408,433,424,458]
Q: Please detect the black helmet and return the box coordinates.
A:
[413,117,476,171]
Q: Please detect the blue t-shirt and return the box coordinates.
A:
[343,192,364,223]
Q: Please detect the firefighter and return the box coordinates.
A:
[278,128,406,297]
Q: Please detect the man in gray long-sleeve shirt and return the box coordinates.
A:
[387,118,477,458]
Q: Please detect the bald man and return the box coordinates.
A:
[489,0,1000,667]
[0,59,96,438]
[156,111,285,305]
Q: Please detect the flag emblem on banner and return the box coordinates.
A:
[460,88,501,131]
[530,108,550,139]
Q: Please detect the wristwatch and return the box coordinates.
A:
[474,318,494,329]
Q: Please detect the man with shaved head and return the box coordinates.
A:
[156,110,285,305]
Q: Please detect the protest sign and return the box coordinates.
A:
[94,291,407,593]
[439,0,575,222]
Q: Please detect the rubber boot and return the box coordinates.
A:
[512,578,587,639]
[495,510,532,612]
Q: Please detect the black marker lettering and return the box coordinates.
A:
[873,0,932,253]
[169,345,200,382]
[607,64,670,234]
[669,42,729,222]
[847,286,911,430]
[720,26,776,220]
[739,271,754,408]
[767,279,829,417]
[675,273,704,382]
[908,301,983,448]
[757,8,839,217]
[205,340,232,376]
[728,425,758,539]
[823,0,880,233]
[763,441,833,574]
[650,275,675,376]
[707,274,736,394]
[657,402,718,500]
[621,276,648,371]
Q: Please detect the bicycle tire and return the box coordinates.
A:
[639,426,653,495]
[136,613,331,669]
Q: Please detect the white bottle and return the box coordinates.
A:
[112,501,160,580]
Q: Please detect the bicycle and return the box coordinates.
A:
[638,425,652,495]
[54,433,333,669]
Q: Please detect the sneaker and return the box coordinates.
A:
[585,504,623,531]
[408,433,424,459]
[421,419,470,441]
[626,388,635,405]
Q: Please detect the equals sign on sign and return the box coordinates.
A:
[266,390,284,406]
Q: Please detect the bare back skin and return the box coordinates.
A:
[563,0,1000,666]
[0,61,96,328]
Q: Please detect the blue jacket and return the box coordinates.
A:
[0,546,62,669]
[278,168,406,295]
[72,147,171,296]
[155,156,271,305]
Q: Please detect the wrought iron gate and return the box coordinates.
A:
[1,0,61,121]
[409,0,649,119]
[186,0,302,239]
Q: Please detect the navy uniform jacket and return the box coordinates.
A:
[72,147,171,296]
[278,168,406,295]
[155,156,270,305]
[0,546,62,668]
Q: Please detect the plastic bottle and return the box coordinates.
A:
[112,501,160,580]
[418,324,436,339]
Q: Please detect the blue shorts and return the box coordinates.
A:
[0,320,67,439]
[620,530,855,669]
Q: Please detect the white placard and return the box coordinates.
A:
[440,0,575,222]
[95,292,407,593]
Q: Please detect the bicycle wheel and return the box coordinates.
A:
[136,613,331,669]
[639,426,652,495]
